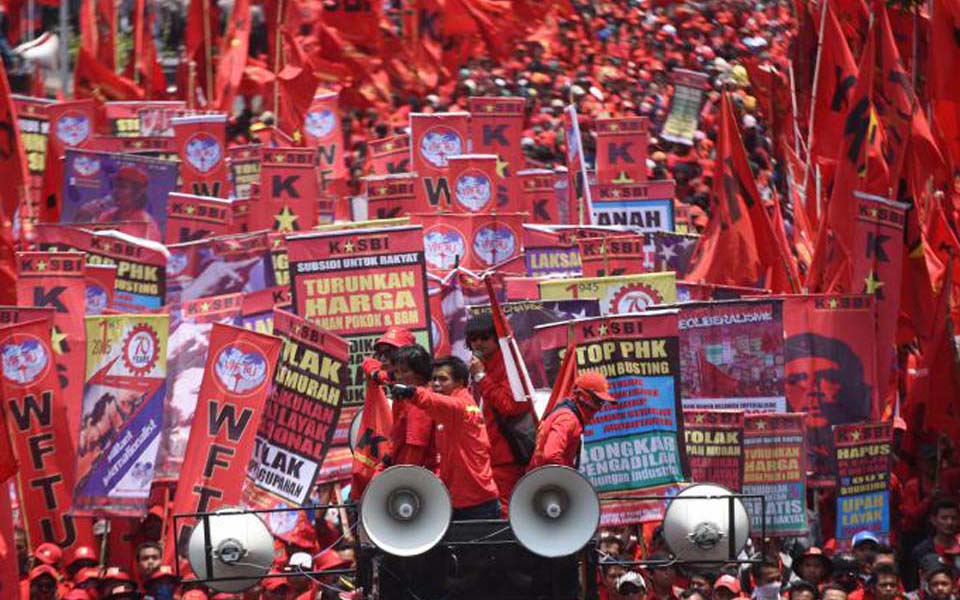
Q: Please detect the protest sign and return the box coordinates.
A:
[173,114,229,197]
[251,147,320,233]
[103,101,185,137]
[411,112,470,209]
[74,314,169,515]
[244,309,348,511]
[165,193,234,244]
[85,264,117,315]
[304,92,348,185]
[591,181,675,231]
[538,311,685,525]
[12,95,51,218]
[678,299,786,413]
[287,225,432,406]
[166,231,274,304]
[682,410,744,491]
[660,69,711,145]
[595,116,649,184]
[363,173,418,220]
[368,134,410,175]
[166,323,282,563]
[416,213,525,272]
[835,422,892,545]
[448,154,499,214]
[539,272,676,315]
[742,413,808,536]
[42,99,96,223]
[237,287,291,335]
[578,234,653,277]
[468,96,525,211]
[228,145,261,199]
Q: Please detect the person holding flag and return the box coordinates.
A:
[529,371,618,470]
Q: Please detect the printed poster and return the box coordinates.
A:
[835,422,892,545]
[682,410,744,491]
[742,413,808,536]
[539,272,676,315]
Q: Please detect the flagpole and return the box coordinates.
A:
[202,0,214,100]
[273,0,284,122]
[59,0,69,95]
[787,60,803,158]
[801,0,830,207]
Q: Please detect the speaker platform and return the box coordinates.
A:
[359,519,582,600]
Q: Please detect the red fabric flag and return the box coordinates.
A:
[368,134,411,175]
[448,154,499,214]
[411,112,471,210]
[74,48,145,101]
[349,379,393,501]
[173,114,228,197]
[543,333,578,415]
[212,0,251,112]
[0,407,14,482]
[319,0,382,49]
[183,0,220,103]
[809,3,858,164]
[920,256,960,438]
[363,173,418,220]
[250,147,319,233]
[483,275,537,408]
[275,28,320,145]
[165,193,234,244]
[39,100,95,224]
[468,96,526,211]
[687,93,798,292]
[165,323,282,565]
[79,0,115,71]
[594,116,649,185]
[0,316,92,552]
[304,92,348,184]
[126,0,166,99]
[930,0,960,102]
[874,4,917,190]
[0,63,27,285]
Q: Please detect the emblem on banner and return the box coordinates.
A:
[265,504,299,536]
[424,226,466,270]
[184,132,223,173]
[454,171,492,212]
[166,252,189,278]
[56,112,92,146]
[86,285,109,315]
[138,108,174,137]
[122,324,160,376]
[419,127,463,168]
[472,223,517,266]
[72,155,101,177]
[304,109,336,140]
[214,342,269,395]
[610,283,661,313]
[1,335,50,386]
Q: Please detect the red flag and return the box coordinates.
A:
[0,63,27,288]
[79,0,115,71]
[920,255,960,438]
[250,147,319,233]
[594,116,649,184]
[448,154,498,214]
[368,134,410,175]
[543,333,577,415]
[276,28,320,145]
[809,3,858,164]
[349,379,393,501]
[686,93,798,292]
[319,0,382,49]
[363,173,418,220]
[212,0,251,112]
[483,275,537,408]
[172,114,228,197]
[874,3,917,189]
[930,0,960,102]
[165,323,282,565]
[126,0,166,99]
[165,193,234,244]
[183,0,220,103]
[304,92,348,184]
[410,112,470,210]
[74,48,145,101]
[468,96,526,210]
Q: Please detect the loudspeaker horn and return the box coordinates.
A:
[662,483,750,562]
[509,465,600,558]
[361,465,452,557]
[348,408,363,453]
[187,507,275,592]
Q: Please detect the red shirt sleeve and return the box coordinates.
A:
[541,412,580,466]
[477,351,527,417]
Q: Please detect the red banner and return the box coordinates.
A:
[0,316,91,552]
[251,147,319,233]
[783,294,877,482]
[578,234,651,278]
[103,100,186,137]
[165,193,234,244]
[410,112,470,210]
[363,173,418,220]
[448,154,499,214]
[595,116,649,184]
[851,193,907,407]
[415,213,525,272]
[165,323,282,563]
[228,145,261,199]
[173,114,228,197]
[12,95,52,221]
[368,134,410,175]
[467,96,525,211]
[15,252,87,441]
[42,99,96,222]
[304,92,347,184]
[518,168,575,224]
[682,409,744,491]
[84,264,117,315]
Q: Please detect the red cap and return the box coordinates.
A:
[35,542,63,566]
[714,574,741,594]
[29,564,61,581]
[65,591,92,600]
[375,326,416,349]
[261,572,291,591]
[314,549,351,571]
[75,567,103,584]
[102,566,133,582]
[116,166,148,186]
[148,565,177,581]
[573,371,616,403]
[182,591,209,600]
[68,545,97,565]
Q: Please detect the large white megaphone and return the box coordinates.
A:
[186,507,275,592]
[348,408,363,453]
[13,32,60,70]
[509,465,600,558]
[662,483,750,563]
[361,465,452,557]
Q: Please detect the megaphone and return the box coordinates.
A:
[509,466,600,558]
[361,465,452,557]
[349,408,363,453]
[13,32,59,69]
[186,507,275,593]
[662,483,750,563]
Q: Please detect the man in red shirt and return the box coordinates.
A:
[391,356,501,520]
[465,315,531,509]
[386,345,437,469]
[528,371,617,470]
[361,326,417,385]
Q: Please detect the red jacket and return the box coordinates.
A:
[408,387,499,509]
[390,397,436,469]
[529,400,595,471]
[476,350,530,467]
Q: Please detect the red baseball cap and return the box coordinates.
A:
[102,566,133,582]
[68,545,97,565]
[148,565,178,581]
[375,326,416,349]
[116,166,148,186]
[714,574,741,594]
[75,567,102,584]
[573,371,616,402]
[35,542,63,565]
[29,564,61,581]
[182,591,208,600]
